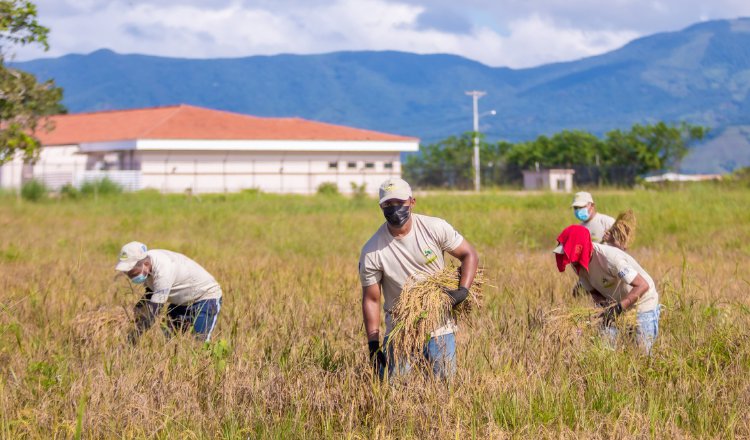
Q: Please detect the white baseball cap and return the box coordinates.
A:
[378,177,413,204]
[570,191,594,208]
[115,241,148,271]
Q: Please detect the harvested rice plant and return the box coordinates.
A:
[0,184,749,438]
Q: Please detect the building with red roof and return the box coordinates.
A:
[0,104,419,194]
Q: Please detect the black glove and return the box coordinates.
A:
[368,340,386,373]
[445,286,469,307]
[599,302,624,326]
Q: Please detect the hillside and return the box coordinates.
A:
[14,18,750,173]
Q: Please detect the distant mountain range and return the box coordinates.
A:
[13,18,750,173]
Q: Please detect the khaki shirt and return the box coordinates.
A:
[582,213,615,243]
[359,214,464,336]
[577,243,659,313]
[146,250,222,305]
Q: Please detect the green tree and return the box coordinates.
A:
[403,132,508,189]
[0,0,64,164]
[624,122,707,172]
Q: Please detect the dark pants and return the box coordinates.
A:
[164,298,222,342]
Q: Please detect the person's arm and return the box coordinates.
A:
[362,284,382,343]
[577,274,608,307]
[128,291,163,344]
[362,283,386,372]
[599,266,649,323]
[620,274,650,309]
[448,239,479,289]
[589,289,610,307]
[445,239,479,306]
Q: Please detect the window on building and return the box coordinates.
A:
[328,161,338,169]
[364,162,375,169]
[556,178,566,191]
[384,162,394,169]
[347,162,357,169]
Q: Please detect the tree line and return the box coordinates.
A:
[403,122,708,188]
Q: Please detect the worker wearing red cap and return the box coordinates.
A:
[553,225,660,353]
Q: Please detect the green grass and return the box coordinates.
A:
[0,184,748,438]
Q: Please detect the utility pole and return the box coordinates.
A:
[465,90,486,192]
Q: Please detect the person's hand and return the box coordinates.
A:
[445,286,469,307]
[368,340,386,373]
[598,302,623,326]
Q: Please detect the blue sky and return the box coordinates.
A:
[14,0,750,68]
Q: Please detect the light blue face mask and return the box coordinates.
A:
[575,207,590,222]
[130,273,148,284]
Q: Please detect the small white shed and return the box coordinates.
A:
[522,168,575,192]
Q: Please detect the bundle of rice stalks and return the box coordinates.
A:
[604,209,637,250]
[71,307,133,346]
[388,266,486,363]
[543,305,638,337]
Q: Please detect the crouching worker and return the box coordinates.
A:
[553,225,660,353]
[359,178,479,380]
[115,241,223,343]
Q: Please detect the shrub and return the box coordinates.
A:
[21,179,47,202]
[80,177,122,196]
[59,183,80,200]
[316,182,340,196]
[350,182,368,200]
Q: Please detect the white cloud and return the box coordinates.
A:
[12,0,750,68]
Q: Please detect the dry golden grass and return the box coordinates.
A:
[0,186,748,438]
[71,307,133,348]
[604,209,637,249]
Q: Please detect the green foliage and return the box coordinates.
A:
[316,181,340,196]
[20,177,45,201]
[0,0,48,50]
[59,183,79,199]
[0,0,64,165]
[79,177,122,196]
[405,122,709,187]
[349,181,367,199]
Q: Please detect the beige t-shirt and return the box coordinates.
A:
[359,214,465,336]
[146,250,222,305]
[577,243,658,313]
[581,213,615,243]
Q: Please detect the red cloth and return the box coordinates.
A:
[555,225,593,272]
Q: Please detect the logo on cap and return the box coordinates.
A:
[119,252,129,261]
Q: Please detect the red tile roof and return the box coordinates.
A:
[36,104,417,146]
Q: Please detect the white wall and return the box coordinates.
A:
[0,155,23,189]
[1,144,407,194]
[137,150,402,194]
[0,145,87,190]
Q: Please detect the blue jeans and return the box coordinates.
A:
[381,332,457,380]
[601,305,660,354]
[165,298,222,342]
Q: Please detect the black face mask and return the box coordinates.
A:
[383,204,411,227]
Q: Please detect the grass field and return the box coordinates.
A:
[0,184,749,438]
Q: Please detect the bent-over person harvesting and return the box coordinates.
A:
[115,241,223,343]
[553,225,661,353]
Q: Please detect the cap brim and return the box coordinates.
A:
[378,193,411,204]
[552,244,565,254]
[115,260,137,272]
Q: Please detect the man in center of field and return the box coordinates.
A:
[359,177,479,380]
